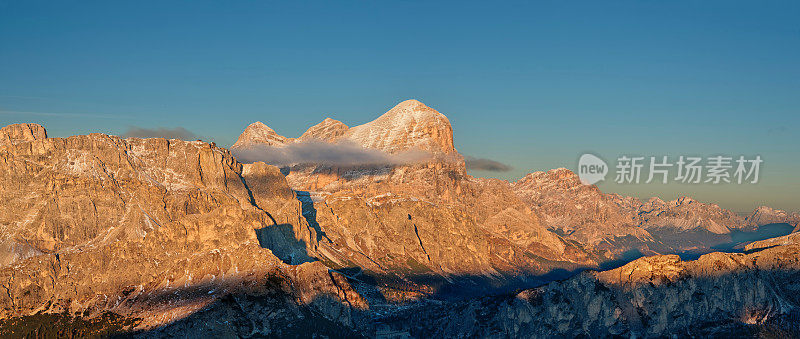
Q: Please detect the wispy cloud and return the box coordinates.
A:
[123,126,199,140]
[464,156,512,172]
[232,140,433,167]
[0,109,136,120]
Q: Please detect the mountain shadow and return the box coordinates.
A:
[254,223,316,265]
[4,265,800,338]
[296,191,330,243]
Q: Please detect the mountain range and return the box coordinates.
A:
[0,100,798,337]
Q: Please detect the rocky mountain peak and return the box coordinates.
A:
[297,117,349,142]
[342,99,456,154]
[746,205,800,230]
[232,99,457,156]
[674,196,696,205]
[391,98,427,110]
[232,121,290,149]
[751,205,785,217]
[0,123,47,145]
[544,168,581,182]
[515,168,588,192]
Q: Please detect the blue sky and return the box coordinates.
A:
[1,1,798,212]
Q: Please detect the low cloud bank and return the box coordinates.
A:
[232,140,434,167]
[232,140,511,171]
[464,156,512,172]
[123,127,199,140]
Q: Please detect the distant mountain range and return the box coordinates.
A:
[0,100,798,337]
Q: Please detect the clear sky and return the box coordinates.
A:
[1,1,798,212]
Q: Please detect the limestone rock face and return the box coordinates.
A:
[282,161,597,290]
[232,121,292,149]
[297,118,349,143]
[512,168,652,255]
[0,123,47,145]
[0,133,256,266]
[241,161,296,215]
[0,126,364,331]
[342,99,455,154]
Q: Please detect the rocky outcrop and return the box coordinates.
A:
[0,132,259,265]
[0,123,47,145]
[0,126,364,332]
